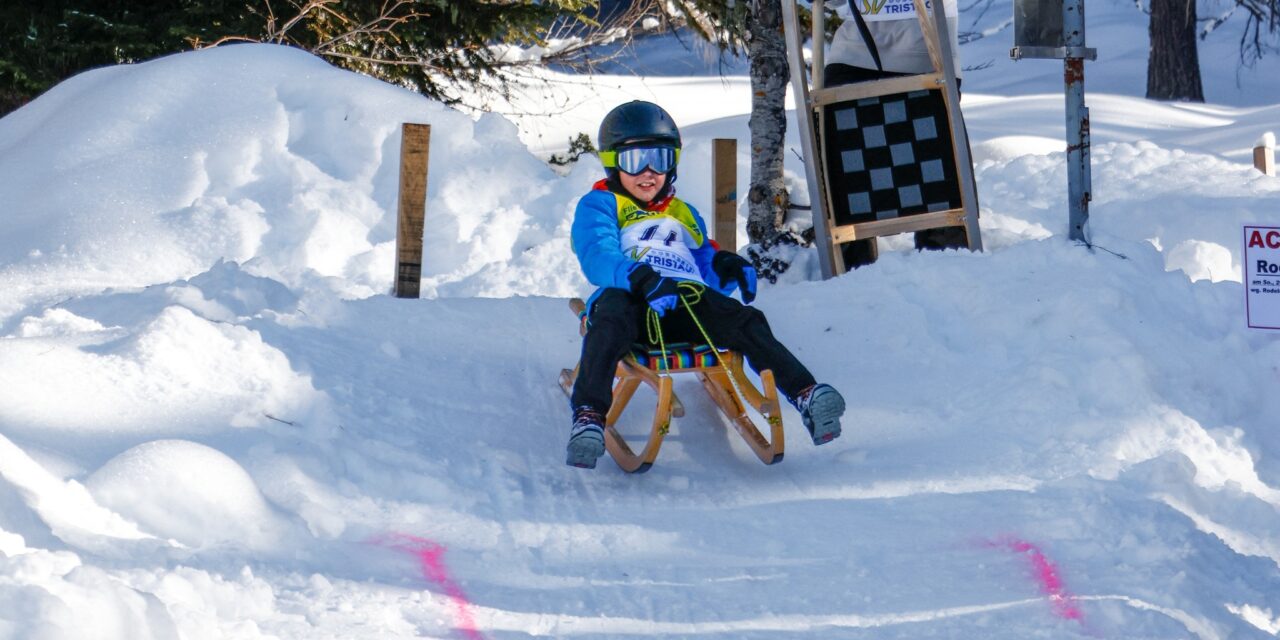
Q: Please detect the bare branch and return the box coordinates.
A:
[192,0,677,106]
[272,0,336,43]
[313,1,427,53]
[198,35,263,48]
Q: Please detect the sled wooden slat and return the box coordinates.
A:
[605,377,642,427]
[603,375,672,473]
[563,298,685,417]
[914,0,947,76]
[921,0,985,254]
[559,298,785,472]
[829,209,967,244]
[698,367,784,465]
[728,354,783,425]
[560,363,684,418]
[621,358,687,417]
[811,74,945,107]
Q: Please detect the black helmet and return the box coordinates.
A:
[598,101,682,153]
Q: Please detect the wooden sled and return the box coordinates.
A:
[782,0,983,277]
[558,298,785,473]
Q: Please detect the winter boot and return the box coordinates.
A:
[566,406,606,468]
[793,384,845,445]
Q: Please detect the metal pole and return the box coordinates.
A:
[1064,0,1091,243]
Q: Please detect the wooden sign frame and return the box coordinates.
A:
[783,0,982,278]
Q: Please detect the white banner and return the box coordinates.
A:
[855,0,958,22]
[1244,225,1280,330]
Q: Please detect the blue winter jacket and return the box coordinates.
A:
[571,181,735,307]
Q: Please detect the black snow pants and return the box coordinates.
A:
[570,286,816,414]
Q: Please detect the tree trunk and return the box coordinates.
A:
[745,0,790,246]
[1146,0,1204,101]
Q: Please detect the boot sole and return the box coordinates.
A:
[566,434,605,469]
[805,389,845,445]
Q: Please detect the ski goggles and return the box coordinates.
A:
[601,146,680,175]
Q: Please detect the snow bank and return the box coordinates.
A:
[0,305,326,442]
[0,43,590,326]
[974,140,1280,280]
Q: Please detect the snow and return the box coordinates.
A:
[86,440,286,550]
[1,0,1279,637]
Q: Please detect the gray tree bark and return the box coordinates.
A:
[745,0,791,246]
[1147,0,1204,101]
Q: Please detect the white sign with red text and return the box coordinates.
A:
[1245,225,1280,330]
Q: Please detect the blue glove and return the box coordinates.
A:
[712,251,758,304]
[628,264,681,316]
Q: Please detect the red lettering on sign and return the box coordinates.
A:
[1250,230,1280,248]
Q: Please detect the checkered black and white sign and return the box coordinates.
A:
[821,89,962,227]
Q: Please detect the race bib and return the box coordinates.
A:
[619,216,706,284]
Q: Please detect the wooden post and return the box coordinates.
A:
[713,138,737,251]
[1255,137,1275,177]
[394,123,431,298]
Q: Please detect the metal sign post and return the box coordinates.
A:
[1011,0,1097,243]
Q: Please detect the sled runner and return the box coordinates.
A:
[558,298,785,473]
[782,0,983,277]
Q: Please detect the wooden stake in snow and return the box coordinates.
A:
[1255,132,1275,177]
[713,138,738,251]
[394,123,431,298]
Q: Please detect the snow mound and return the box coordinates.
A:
[14,308,109,338]
[0,43,589,326]
[0,305,328,441]
[86,440,282,549]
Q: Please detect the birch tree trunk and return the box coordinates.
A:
[745,0,791,247]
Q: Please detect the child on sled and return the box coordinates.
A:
[566,100,847,469]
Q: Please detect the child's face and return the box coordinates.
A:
[619,168,667,203]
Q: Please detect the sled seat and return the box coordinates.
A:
[570,302,730,372]
[559,298,785,473]
[630,342,725,371]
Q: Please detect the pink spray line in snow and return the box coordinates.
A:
[984,536,1085,622]
[373,533,485,640]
